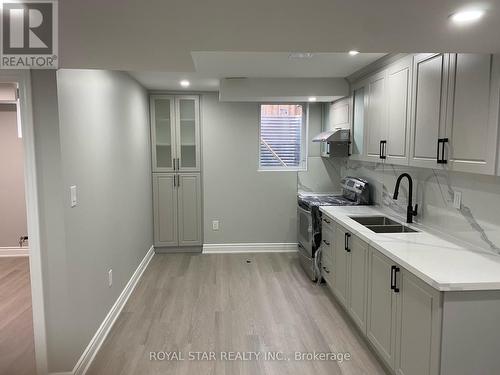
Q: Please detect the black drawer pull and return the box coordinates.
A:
[380,140,387,159]
[391,265,400,293]
[437,138,449,164]
[323,218,331,224]
[323,266,330,274]
[323,240,330,246]
[344,233,351,252]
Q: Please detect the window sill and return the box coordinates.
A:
[258,168,307,172]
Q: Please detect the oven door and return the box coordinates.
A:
[297,205,313,257]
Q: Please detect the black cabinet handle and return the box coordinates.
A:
[323,240,330,246]
[344,233,351,252]
[380,140,387,159]
[323,218,331,224]
[323,266,330,274]
[437,138,449,164]
[390,265,396,290]
[391,265,400,293]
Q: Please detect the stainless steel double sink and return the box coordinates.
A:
[349,216,419,233]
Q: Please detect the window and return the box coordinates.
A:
[259,104,307,171]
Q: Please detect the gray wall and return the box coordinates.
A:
[298,102,342,193]
[202,93,299,244]
[0,105,27,247]
[32,69,153,372]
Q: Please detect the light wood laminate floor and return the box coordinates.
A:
[0,257,36,375]
[88,253,387,375]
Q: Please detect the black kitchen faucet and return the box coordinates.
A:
[393,173,418,224]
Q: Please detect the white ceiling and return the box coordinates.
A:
[130,72,220,91]
[191,52,386,78]
[130,52,386,90]
[59,0,500,72]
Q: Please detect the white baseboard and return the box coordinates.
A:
[202,242,298,254]
[67,245,155,375]
[0,247,29,257]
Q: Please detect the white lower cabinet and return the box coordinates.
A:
[153,174,178,247]
[365,246,442,374]
[347,234,368,333]
[332,225,350,307]
[321,218,334,285]
[330,223,368,332]
[395,268,441,375]
[324,227,442,375]
[177,174,202,246]
[366,248,398,368]
[153,173,202,248]
[322,218,500,375]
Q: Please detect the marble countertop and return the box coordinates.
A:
[319,205,500,291]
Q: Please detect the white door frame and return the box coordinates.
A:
[0,70,48,375]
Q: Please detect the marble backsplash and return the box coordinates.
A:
[298,156,342,193]
[337,159,500,256]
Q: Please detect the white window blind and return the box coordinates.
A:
[259,104,307,170]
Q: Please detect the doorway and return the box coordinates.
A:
[0,82,36,374]
[0,71,47,375]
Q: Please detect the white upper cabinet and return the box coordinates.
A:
[446,54,500,175]
[321,97,351,157]
[330,98,351,128]
[151,95,201,172]
[409,53,450,169]
[357,57,412,165]
[385,56,412,165]
[365,70,388,162]
[351,53,499,175]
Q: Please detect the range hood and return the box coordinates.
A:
[312,128,350,143]
[312,128,350,157]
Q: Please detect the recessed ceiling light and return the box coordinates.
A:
[180,80,190,87]
[349,50,360,56]
[450,9,485,24]
[308,97,317,102]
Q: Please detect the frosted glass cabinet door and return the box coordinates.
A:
[151,95,176,172]
[351,84,366,159]
[176,96,200,171]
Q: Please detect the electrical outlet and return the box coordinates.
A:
[70,185,77,207]
[453,191,462,209]
[108,269,113,287]
[212,220,220,231]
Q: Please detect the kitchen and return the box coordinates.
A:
[95,50,500,375]
[3,2,500,375]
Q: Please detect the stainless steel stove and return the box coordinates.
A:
[297,177,370,280]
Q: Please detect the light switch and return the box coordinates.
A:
[70,185,77,207]
[212,220,220,231]
[453,191,462,209]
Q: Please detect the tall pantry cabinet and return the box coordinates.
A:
[150,95,202,249]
